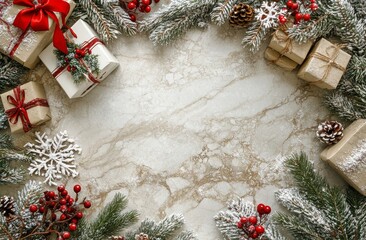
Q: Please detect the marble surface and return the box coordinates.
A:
[10,23,346,239]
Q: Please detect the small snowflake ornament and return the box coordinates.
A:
[255,1,285,29]
[25,131,82,186]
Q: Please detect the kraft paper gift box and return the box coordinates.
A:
[0,81,51,134]
[0,0,75,69]
[264,47,298,71]
[39,19,120,98]
[320,119,366,196]
[268,29,313,65]
[297,38,351,89]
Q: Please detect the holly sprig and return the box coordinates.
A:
[54,42,100,84]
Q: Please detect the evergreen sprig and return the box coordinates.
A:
[210,0,238,25]
[0,53,25,92]
[274,152,366,239]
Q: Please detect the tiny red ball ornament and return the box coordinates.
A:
[310,3,318,11]
[295,13,303,22]
[59,198,67,205]
[51,213,57,220]
[303,13,311,21]
[71,218,78,224]
[59,205,68,212]
[83,200,92,208]
[62,231,71,239]
[130,14,136,22]
[39,206,45,213]
[29,204,38,212]
[60,213,67,221]
[251,232,259,239]
[68,197,74,205]
[141,0,150,5]
[286,0,293,8]
[237,222,243,229]
[255,225,265,234]
[57,185,65,192]
[69,223,77,231]
[127,1,136,9]
[256,203,265,214]
[248,225,256,233]
[47,191,56,198]
[291,2,299,10]
[73,185,81,193]
[240,217,247,223]
[61,190,68,196]
[264,205,271,214]
[75,211,83,219]
[249,216,257,225]
[145,5,151,13]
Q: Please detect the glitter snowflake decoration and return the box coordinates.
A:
[255,1,285,29]
[25,131,82,186]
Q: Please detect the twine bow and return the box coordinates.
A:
[12,0,76,54]
[5,86,49,132]
[310,44,346,82]
[273,27,293,56]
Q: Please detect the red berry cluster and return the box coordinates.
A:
[29,184,92,240]
[279,0,318,25]
[121,0,160,22]
[236,204,271,239]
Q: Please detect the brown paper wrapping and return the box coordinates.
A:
[297,38,351,89]
[320,119,366,196]
[264,47,298,71]
[268,30,313,65]
[1,82,51,133]
[0,0,75,69]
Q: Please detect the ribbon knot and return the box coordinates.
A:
[12,0,76,54]
[5,86,49,132]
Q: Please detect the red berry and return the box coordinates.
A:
[237,221,243,229]
[73,185,81,193]
[295,13,303,21]
[59,205,68,212]
[58,185,65,192]
[139,5,145,12]
[39,198,45,204]
[60,213,67,221]
[145,5,151,13]
[154,0,159,2]
[279,17,287,24]
[52,213,57,220]
[71,218,78,224]
[62,231,71,239]
[248,216,257,225]
[291,3,299,10]
[68,197,74,205]
[61,190,68,196]
[48,201,56,208]
[286,0,293,8]
[310,3,318,11]
[257,203,265,214]
[75,211,83,219]
[29,204,38,212]
[310,0,316,2]
[69,223,77,231]
[256,225,265,234]
[65,195,71,201]
[127,2,136,9]
[39,206,45,213]
[303,13,311,21]
[48,191,56,199]
[130,14,136,22]
[132,0,137,3]
[264,205,271,214]
[240,217,247,223]
[141,0,149,5]
[59,198,67,205]
[251,232,259,239]
[248,225,256,232]
[68,207,76,213]
[83,200,92,208]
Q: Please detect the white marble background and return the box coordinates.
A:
[9,23,346,239]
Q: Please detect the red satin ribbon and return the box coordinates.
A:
[5,86,49,132]
[52,37,103,84]
[12,0,75,54]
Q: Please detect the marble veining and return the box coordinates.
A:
[7,23,347,239]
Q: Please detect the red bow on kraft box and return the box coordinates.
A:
[0,0,75,68]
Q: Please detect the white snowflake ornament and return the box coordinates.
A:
[255,1,286,29]
[25,131,82,186]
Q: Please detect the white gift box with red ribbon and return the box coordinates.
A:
[39,19,119,98]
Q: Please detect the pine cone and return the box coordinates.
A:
[229,3,254,28]
[316,120,344,145]
[0,196,15,218]
[135,233,149,240]
[110,237,125,240]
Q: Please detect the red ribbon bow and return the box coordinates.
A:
[5,86,49,132]
[13,0,74,54]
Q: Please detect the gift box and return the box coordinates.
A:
[297,38,351,89]
[268,30,313,65]
[0,81,51,133]
[0,0,75,69]
[39,19,119,98]
[320,119,366,196]
[264,47,298,71]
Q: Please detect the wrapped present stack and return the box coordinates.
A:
[0,82,51,134]
[0,0,75,69]
[39,19,120,98]
[265,29,313,71]
[298,38,351,89]
[320,119,366,196]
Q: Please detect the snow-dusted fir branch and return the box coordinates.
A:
[25,131,82,186]
[16,180,43,211]
[140,0,217,46]
[106,1,138,36]
[210,0,238,25]
[0,111,7,130]
[0,53,25,92]
[242,21,268,52]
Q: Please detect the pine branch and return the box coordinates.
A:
[106,2,138,36]
[140,0,217,46]
[0,54,25,92]
[174,231,197,240]
[241,20,268,52]
[77,193,138,240]
[346,188,366,239]
[76,0,121,42]
[210,0,238,25]
[264,223,287,240]
[0,111,8,130]
[16,181,43,211]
